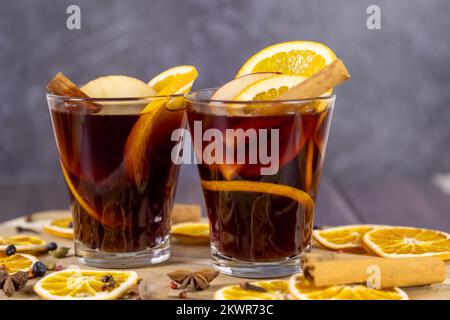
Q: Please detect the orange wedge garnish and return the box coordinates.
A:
[123,66,198,190]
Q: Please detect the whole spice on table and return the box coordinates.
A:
[4,244,16,256]
[50,246,70,258]
[239,281,267,293]
[45,262,56,271]
[31,261,47,277]
[47,242,58,251]
[0,270,28,297]
[54,264,64,271]
[167,269,219,292]
[101,274,116,290]
[15,226,40,234]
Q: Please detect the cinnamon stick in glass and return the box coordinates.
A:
[47,72,98,110]
[252,59,350,116]
[302,252,446,288]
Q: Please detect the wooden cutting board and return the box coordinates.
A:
[1,211,449,300]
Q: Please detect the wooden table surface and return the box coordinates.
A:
[0,211,449,300]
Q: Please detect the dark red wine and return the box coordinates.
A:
[51,104,185,252]
[187,107,332,262]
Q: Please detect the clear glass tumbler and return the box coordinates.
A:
[47,94,186,268]
[185,89,335,278]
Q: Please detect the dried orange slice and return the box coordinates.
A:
[34,269,139,300]
[362,226,450,260]
[148,65,197,93]
[289,274,408,300]
[236,41,336,78]
[171,222,210,244]
[313,225,381,251]
[43,217,73,239]
[0,253,37,274]
[215,280,290,300]
[0,235,46,252]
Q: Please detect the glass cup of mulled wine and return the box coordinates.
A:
[47,91,186,268]
[184,88,335,278]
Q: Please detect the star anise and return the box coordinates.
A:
[167,269,219,292]
[0,269,29,297]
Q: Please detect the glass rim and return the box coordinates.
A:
[184,87,336,105]
[46,92,183,102]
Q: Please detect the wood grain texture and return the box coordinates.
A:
[0,211,448,300]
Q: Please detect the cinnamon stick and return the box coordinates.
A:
[47,72,98,110]
[277,59,350,100]
[302,252,446,288]
[252,59,350,116]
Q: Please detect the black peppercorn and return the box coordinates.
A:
[31,261,47,277]
[4,244,16,256]
[47,242,58,251]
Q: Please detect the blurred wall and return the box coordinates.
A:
[1,0,450,199]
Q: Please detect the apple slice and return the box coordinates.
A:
[81,75,156,98]
[212,72,278,101]
[208,73,277,179]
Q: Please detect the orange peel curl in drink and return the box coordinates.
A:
[200,180,314,212]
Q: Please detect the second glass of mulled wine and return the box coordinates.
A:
[185,88,335,278]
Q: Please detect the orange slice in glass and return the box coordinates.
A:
[200,180,314,211]
[123,66,198,190]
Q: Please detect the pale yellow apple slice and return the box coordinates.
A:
[81,75,156,98]
[208,73,279,179]
[211,72,278,101]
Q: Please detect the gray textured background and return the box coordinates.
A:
[1,0,450,219]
